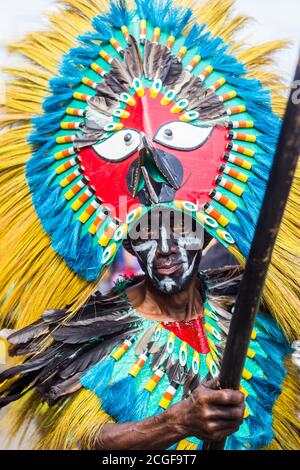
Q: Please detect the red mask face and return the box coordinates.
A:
[79,89,227,220]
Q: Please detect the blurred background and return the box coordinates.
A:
[0,0,299,449]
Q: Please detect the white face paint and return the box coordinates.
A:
[132,239,158,280]
[131,230,203,294]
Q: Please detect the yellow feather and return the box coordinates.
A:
[35,389,114,450]
[194,0,235,32]
[236,40,291,68]
[264,361,300,450]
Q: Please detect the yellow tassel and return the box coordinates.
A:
[35,388,114,450]
[212,16,253,45]
[264,361,300,450]
[236,40,290,69]
[194,0,235,33]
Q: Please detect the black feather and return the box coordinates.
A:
[7,321,49,345]
[167,360,188,385]
[170,71,207,106]
[0,373,37,408]
[0,342,63,382]
[59,330,139,379]
[8,335,50,356]
[194,94,226,120]
[124,35,143,80]
[162,56,183,86]
[51,316,139,344]
[106,58,132,93]
[43,373,82,405]
[42,309,68,323]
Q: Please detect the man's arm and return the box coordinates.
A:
[94,382,245,450]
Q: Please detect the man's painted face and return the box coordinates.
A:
[129,209,204,294]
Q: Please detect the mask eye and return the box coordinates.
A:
[154,121,213,151]
[92,129,140,162]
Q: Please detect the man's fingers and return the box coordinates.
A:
[202,376,220,390]
[206,404,245,421]
[206,388,245,406]
[206,420,242,436]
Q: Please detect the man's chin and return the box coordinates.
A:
[151,273,191,295]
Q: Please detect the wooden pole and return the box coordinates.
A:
[203,56,300,451]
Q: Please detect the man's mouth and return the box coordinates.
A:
[155,261,183,276]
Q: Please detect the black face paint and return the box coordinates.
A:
[129,209,204,294]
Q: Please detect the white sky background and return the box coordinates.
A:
[0,0,299,86]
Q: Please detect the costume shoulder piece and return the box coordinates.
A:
[0,0,299,342]
[0,269,297,450]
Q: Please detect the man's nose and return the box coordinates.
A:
[156,226,175,255]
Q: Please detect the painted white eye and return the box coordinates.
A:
[92,129,140,162]
[154,121,213,151]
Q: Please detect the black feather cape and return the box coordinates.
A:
[0,267,242,407]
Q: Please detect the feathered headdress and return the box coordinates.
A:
[0,0,299,345]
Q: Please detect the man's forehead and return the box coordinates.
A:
[133,207,194,228]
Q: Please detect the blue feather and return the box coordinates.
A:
[242,191,261,224]
[248,175,267,201]
[103,0,132,28]
[238,88,272,108]
[27,133,54,145]
[225,74,262,92]
[250,376,282,412]
[255,354,286,384]
[227,222,251,256]
[78,32,104,47]
[27,153,55,176]
[63,47,97,67]
[69,44,100,60]
[212,50,246,75]
[253,152,274,170]
[183,23,205,48]
[149,0,174,29]
[246,102,278,125]
[51,208,74,249]
[243,396,274,448]
[59,60,83,78]
[256,314,288,344]
[197,34,224,60]
[136,0,150,19]
[52,217,82,263]
[49,76,82,92]
[43,91,74,112]
[92,16,113,41]
[78,236,103,281]
[256,336,289,366]
[253,115,282,138]
[226,435,245,450]
[236,205,257,232]
[29,168,57,191]
[251,163,270,182]
[242,177,267,224]
[101,375,138,422]
[256,134,277,154]
[27,139,55,161]
[34,186,66,233]
[130,389,150,421]
[169,7,193,37]
[81,358,115,396]
[31,109,66,133]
